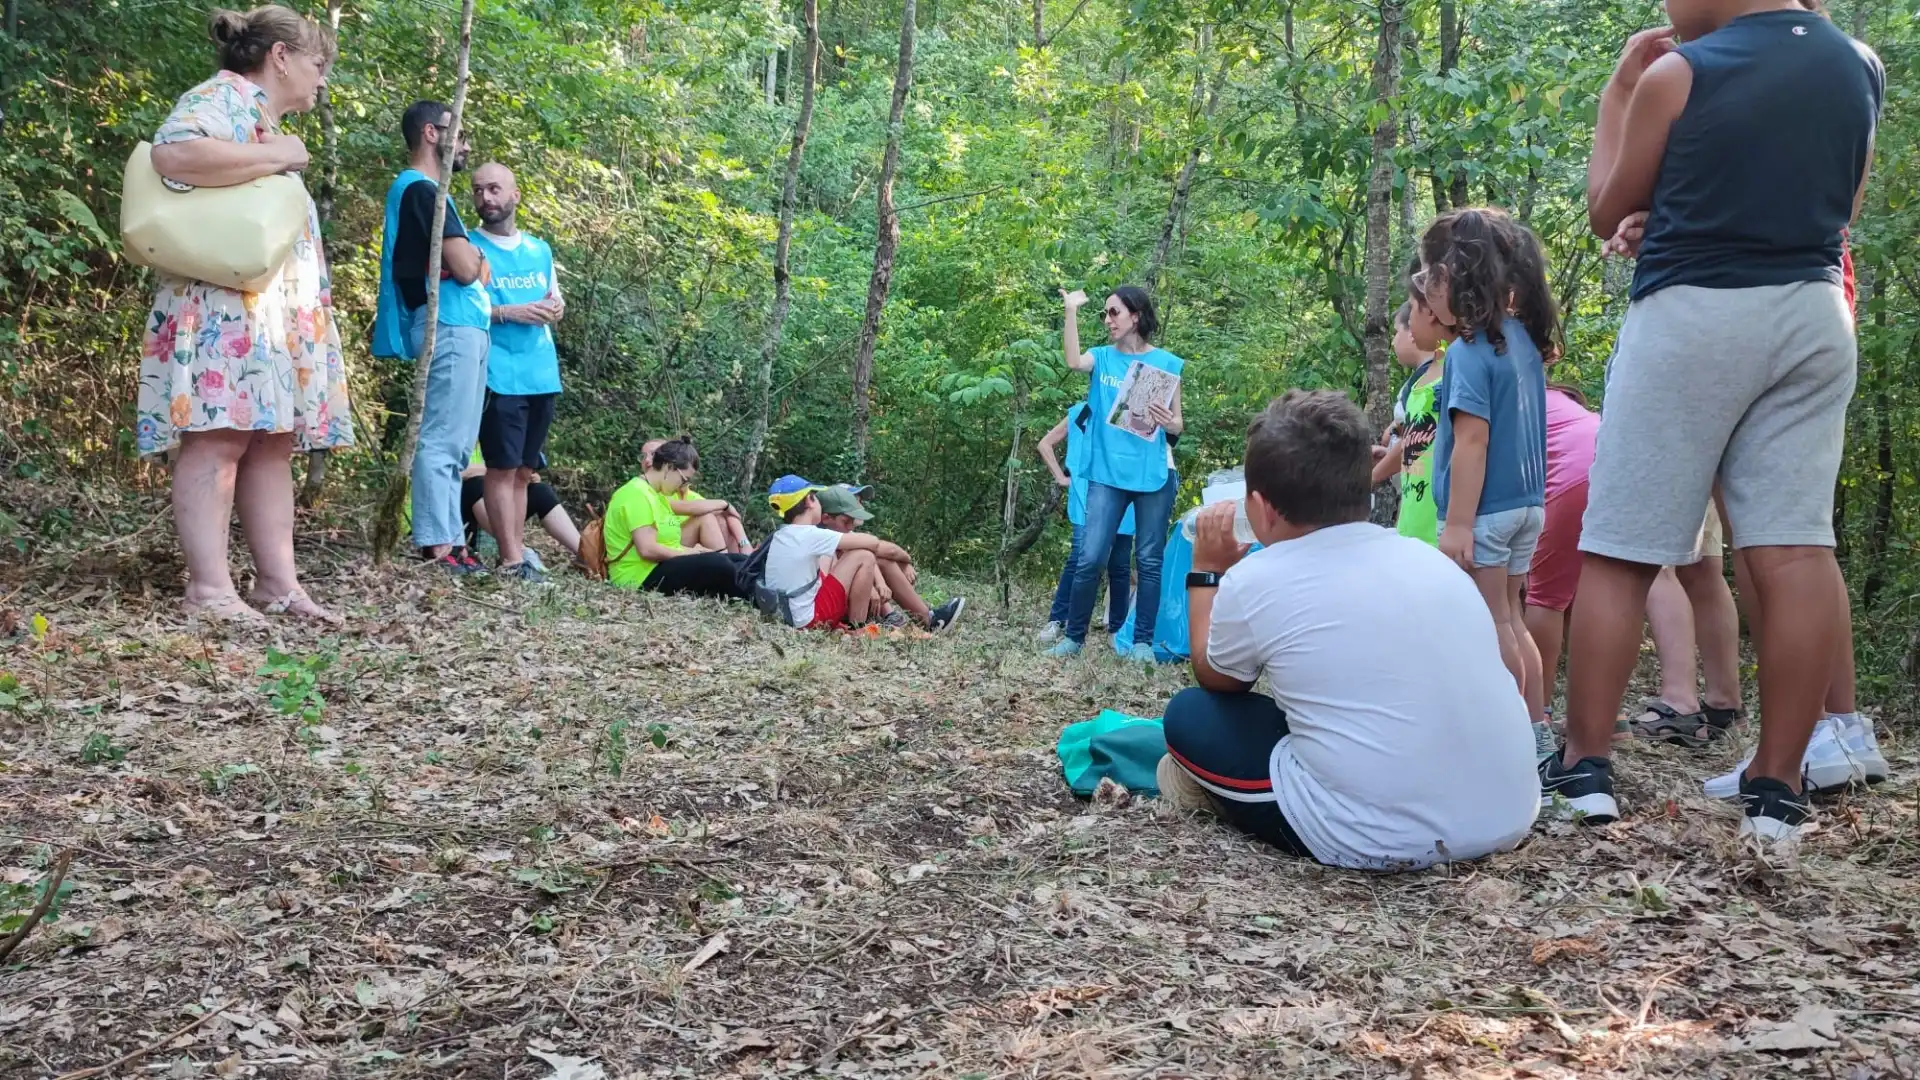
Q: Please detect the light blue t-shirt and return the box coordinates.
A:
[1063,402,1135,535]
[471,230,562,396]
[1433,316,1547,520]
[1084,345,1184,494]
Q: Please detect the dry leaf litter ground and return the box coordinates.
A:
[2,487,1918,1079]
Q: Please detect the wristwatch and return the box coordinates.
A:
[1186,571,1221,589]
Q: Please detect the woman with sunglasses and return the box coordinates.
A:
[602,438,750,599]
[1048,286,1185,661]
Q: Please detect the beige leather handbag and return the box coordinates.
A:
[119,141,309,293]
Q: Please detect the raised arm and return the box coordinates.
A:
[1060,290,1094,373]
[1187,504,1255,694]
[1036,418,1070,486]
[1588,31,1689,239]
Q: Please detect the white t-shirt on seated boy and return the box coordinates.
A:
[1204,524,1539,868]
[763,523,844,627]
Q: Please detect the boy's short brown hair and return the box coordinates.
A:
[1244,390,1372,528]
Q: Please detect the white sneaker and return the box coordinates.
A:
[1036,621,1064,644]
[1833,712,1890,784]
[1703,716,1864,800]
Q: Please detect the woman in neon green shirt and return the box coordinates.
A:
[604,438,748,598]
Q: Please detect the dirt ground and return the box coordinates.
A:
[1,496,1916,1079]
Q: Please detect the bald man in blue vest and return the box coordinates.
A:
[469,162,564,583]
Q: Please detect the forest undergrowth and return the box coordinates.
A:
[0,479,1916,1079]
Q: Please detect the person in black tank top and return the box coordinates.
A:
[1548,3,1883,846]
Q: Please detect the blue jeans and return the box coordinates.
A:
[1066,473,1176,644]
[408,320,490,549]
[1049,524,1133,629]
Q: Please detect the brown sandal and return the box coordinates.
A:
[252,586,344,628]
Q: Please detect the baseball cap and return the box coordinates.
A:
[816,486,873,522]
[768,474,822,515]
[838,483,873,500]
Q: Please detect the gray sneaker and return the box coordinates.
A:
[501,560,548,584]
[879,610,910,629]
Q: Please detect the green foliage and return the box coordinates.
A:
[200,762,262,793]
[0,866,75,942]
[0,674,41,717]
[3,0,1916,686]
[78,732,127,765]
[258,649,333,727]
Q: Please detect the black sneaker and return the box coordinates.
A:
[456,548,488,575]
[1738,774,1812,844]
[1538,753,1619,823]
[927,597,966,633]
[424,548,484,576]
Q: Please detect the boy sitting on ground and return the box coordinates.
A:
[813,485,906,628]
[764,476,964,633]
[1157,390,1539,871]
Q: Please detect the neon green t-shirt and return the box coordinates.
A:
[604,477,683,589]
[1396,374,1440,546]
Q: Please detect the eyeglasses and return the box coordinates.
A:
[1103,307,1125,318]
[1410,266,1434,298]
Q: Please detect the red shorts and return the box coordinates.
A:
[805,574,849,629]
[1528,481,1588,613]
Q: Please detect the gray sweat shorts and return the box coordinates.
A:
[1581,281,1856,566]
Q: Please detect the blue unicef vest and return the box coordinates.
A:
[1084,346,1183,493]
[372,169,490,358]
[470,230,562,396]
[1064,402,1134,534]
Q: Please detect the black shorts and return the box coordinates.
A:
[1162,686,1313,859]
[461,477,563,545]
[478,392,557,470]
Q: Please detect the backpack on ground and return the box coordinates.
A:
[735,531,817,625]
[577,516,634,581]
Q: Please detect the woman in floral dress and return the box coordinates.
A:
[139,5,350,627]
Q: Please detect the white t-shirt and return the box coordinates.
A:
[763,524,845,626]
[1205,522,1539,870]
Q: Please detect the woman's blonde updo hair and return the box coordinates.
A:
[208,5,337,75]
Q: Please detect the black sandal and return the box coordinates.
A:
[1628,699,1723,748]
[1701,703,1745,740]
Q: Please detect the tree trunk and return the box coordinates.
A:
[1147,31,1219,297]
[995,360,1027,612]
[1434,0,1466,213]
[848,0,916,481]
[764,50,778,105]
[372,0,476,560]
[1862,267,1895,607]
[742,0,818,495]
[3,0,16,39]
[1031,0,1042,48]
[1363,0,1403,527]
[299,0,346,510]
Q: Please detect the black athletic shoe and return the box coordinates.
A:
[499,560,548,584]
[1738,774,1812,844]
[928,597,966,633]
[1538,753,1619,823]
[456,548,488,575]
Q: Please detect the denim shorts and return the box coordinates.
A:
[1473,505,1545,575]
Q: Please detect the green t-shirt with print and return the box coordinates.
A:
[1396,373,1440,546]
[604,477,683,589]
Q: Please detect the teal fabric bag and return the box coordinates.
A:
[1057,710,1166,797]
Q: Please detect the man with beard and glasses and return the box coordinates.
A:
[373,99,493,575]
[469,162,564,583]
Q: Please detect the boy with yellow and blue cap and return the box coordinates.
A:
[762,476,964,632]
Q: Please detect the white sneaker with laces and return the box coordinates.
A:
[1036,620,1064,644]
[1833,712,1890,783]
[1703,716,1863,800]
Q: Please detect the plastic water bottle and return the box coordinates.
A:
[1179,500,1257,545]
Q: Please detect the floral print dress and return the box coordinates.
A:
[136,70,352,460]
